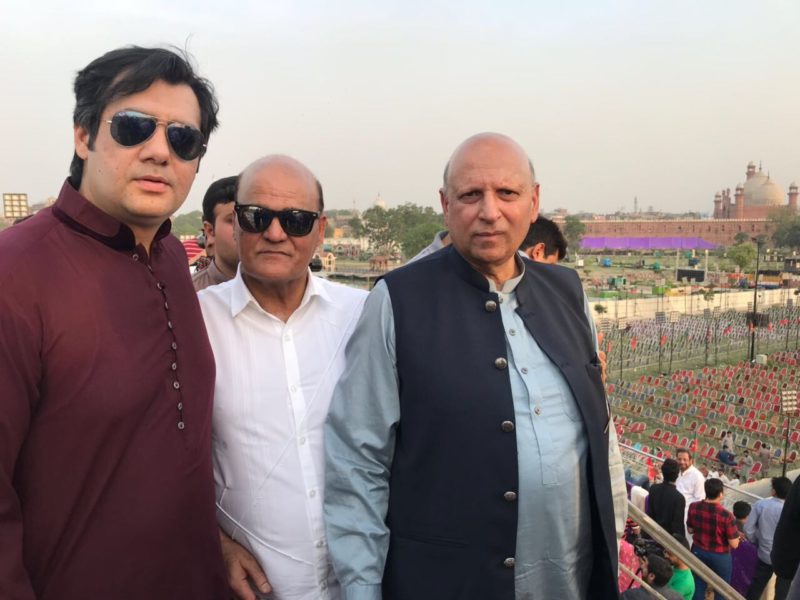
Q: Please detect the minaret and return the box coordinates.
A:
[746,161,756,180]
[713,192,722,219]
[735,183,745,219]
[790,182,799,212]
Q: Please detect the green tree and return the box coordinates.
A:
[172,210,203,237]
[727,242,756,272]
[361,205,397,254]
[347,215,366,238]
[360,203,444,257]
[733,232,749,245]
[563,215,586,252]
[771,214,800,249]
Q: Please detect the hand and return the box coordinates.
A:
[596,332,608,384]
[219,528,271,600]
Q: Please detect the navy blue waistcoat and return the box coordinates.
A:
[380,246,619,600]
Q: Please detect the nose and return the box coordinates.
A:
[263,214,288,242]
[138,123,171,164]
[478,193,502,222]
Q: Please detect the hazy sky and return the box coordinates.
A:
[1,1,798,216]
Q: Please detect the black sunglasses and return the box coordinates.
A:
[105,110,207,161]
[234,204,320,237]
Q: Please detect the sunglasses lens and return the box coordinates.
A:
[236,206,318,237]
[110,113,156,146]
[167,124,206,160]
[237,207,269,233]
[281,211,317,236]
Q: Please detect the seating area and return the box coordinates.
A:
[610,350,800,482]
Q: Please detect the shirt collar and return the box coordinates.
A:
[51,179,172,251]
[229,266,329,318]
[487,254,526,295]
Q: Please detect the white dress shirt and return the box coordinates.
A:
[199,270,367,600]
[676,464,706,505]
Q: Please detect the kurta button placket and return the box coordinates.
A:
[177,421,185,430]
[173,381,181,390]
[171,362,177,371]
[494,357,508,370]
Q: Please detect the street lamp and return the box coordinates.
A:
[617,318,627,381]
[749,238,763,362]
[668,311,680,373]
[780,389,798,477]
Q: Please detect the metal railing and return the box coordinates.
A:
[627,501,745,600]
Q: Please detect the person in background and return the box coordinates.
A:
[665,534,695,600]
[676,449,706,507]
[745,476,791,600]
[193,175,239,291]
[686,479,739,600]
[772,475,800,598]
[731,501,758,597]
[621,553,683,600]
[647,458,687,538]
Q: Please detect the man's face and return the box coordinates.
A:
[204,202,238,274]
[75,80,202,238]
[440,136,538,276]
[235,161,325,288]
[676,452,692,472]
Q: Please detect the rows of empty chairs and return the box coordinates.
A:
[609,350,800,481]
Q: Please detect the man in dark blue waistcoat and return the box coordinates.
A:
[324,132,619,600]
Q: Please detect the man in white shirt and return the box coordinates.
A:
[199,155,367,600]
[675,448,706,505]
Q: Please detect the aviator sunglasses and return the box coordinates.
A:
[105,110,207,161]
[234,204,320,237]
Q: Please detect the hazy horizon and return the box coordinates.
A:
[2,1,798,217]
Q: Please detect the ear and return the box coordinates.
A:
[317,214,328,237]
[74,124,91,160]
[530,182,540,224]
[202,220,215,244]
[440,188,450,227]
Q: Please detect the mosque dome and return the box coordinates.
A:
[743,171,785,206]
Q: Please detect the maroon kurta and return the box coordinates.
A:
[0,181,227,599]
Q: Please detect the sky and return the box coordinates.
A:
[1,0,799,216]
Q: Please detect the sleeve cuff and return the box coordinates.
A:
[341,583,383,600]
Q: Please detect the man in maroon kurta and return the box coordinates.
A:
[0,47,227,599]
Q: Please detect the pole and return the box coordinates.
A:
[669,320,675,373]
[783,418,791,478]
[750,240,761,362]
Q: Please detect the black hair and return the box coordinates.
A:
[646,553,674,587]
[202,176,238,224]
[773,476,791,499]
[70,46,219,187]
[733,501,752,520]
[705,478,724,500]
[521,216,567,260]
[661,458,679,484]
[676,448,692,460]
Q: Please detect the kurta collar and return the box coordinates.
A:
[51,179,172,251]
[442,245,525,294]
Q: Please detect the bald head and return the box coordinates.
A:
[238,155,324,211]
[442,133,536,191]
